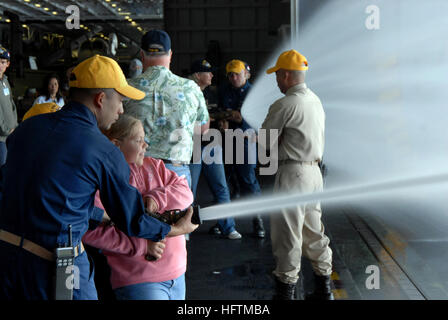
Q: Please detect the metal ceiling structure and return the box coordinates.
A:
[0,0,164,56]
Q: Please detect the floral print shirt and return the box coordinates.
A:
[124,66,209,162]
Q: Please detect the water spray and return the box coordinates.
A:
[197,173,448,222]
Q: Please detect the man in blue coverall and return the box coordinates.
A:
[218,59,265,238]
[0,55,198,300]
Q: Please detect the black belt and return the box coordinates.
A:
[162,159,189,166]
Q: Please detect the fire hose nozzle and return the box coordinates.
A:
[145,205,202,261]
[145,205,202,226]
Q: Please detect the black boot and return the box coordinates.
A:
[253,216,265,238]
[305,274,334,300]
[273,277,296,300]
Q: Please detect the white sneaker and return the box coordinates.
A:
[227,230,242,240]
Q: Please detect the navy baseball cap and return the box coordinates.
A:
[0,46,10,60]
[190,59,215,73]
[141,30,171,54]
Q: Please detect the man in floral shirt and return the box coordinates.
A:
[124,30,210,188]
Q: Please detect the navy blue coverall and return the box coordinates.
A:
[0,102,170,300]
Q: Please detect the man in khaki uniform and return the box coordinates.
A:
[261,50,333,300]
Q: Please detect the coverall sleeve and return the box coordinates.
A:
[88,206,105,230]
[83,192,147,256]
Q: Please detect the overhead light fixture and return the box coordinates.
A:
[52,11,58,15]
[6,19,11,23]
[105,0,111,2]
[111,4,117,7]
[118,8,122,12]
[22,24,28,28]
[24,0,31,2]
[125,16,130,19]
[35,3,41,7]
[44,7,49,11]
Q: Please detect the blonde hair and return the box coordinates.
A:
[103,114,141,141]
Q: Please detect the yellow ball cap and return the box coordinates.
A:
[266,50,308,74]
[226,59,246,74]
[22,102,60,121]
[69,55,145,100]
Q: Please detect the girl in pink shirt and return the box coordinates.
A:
[83,115,193,300]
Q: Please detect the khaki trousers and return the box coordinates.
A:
[271,163,333,284]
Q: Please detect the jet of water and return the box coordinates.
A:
[199,173,448,221]
[242,0,448,192]
[209,0,448,298]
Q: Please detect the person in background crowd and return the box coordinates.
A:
[188,58,242,240]
[0,45,18,166]
[128,58,143,79]
[218,59,265,238]
[124,29,209,190]
[32,74,65,108]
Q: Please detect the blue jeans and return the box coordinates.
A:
[189,145,236,235]
[0,141,7,167]
[164,163,192,240]
[114,273,185,300]
[226,138,261,197]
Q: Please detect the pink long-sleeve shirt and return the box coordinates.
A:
[83,157,193,289]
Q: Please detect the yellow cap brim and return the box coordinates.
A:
[226,67,244,74]
[116,85,145,100]
[266,66,279,74]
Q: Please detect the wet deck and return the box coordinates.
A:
[89,171,439,301]
[185,172,430,300]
